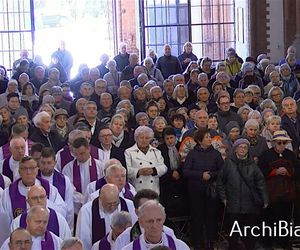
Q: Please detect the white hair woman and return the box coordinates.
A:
[125,126,167,194]
[103,59,121,96]
[142,57,164,87]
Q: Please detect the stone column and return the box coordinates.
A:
[292,0,300,58]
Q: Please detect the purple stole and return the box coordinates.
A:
[98,233,111,250]
[0,174,4,189]
[91,197,129,245]
[37,170,66,200]
[41,230,55,250]
[90,145,99,159]
[9,177,50,218]
[1,143,10,160]
[60,146,74,170]
[133,234,176,250]
[73,158,97,193]
[2,156,13,181]
[95,178,134,200]
[19,208,60,236]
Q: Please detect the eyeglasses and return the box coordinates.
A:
[12,240,32,246]
[28,194,47,201]
[19,166,37,172]
[276,141,288,145]
[100,134,113,138]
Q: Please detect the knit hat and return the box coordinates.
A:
[244,119,259,129]
[272,130,291,141]
[13,107,29,120]
[224,121,240,136]
[232,138,250,151]
[54,108,68,119]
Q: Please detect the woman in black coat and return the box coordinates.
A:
[183,127,224,250]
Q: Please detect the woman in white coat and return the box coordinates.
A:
[125,126,167,194]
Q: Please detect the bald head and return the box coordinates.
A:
[9,228,32,250]
[99,184,120,213]
[27,185,47,207]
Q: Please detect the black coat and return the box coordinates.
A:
[281,114,300,156]
[30,128,65,153]
[97,144,127,169]
[217,154,268,214]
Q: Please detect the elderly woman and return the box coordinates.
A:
[258,130,300,249]
[280,63,300,98]
[21,82,39,119]
[116,99,136,130]
[143,57,164,87]
[242,119,268,161]
[125,125,167,194]
[198,57,215,79]
[218,138,267,250]
[0,79,20,108]
[268,86,284,115]
[184,127,224,249]
[103,59,121,97]
[109,114,134,149]
[30,111,65,152]
[168,84,193,108]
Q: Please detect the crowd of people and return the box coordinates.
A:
[0,40,300,250]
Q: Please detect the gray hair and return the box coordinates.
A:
[259,98,277,112]
[237,105,253,116]
[105,164,126,178]
[268,86,284,100]
[104,158,122,171]
[106,59,117,69]
[152,116,167,127]
[138,200,166,219]
[143,57,154,66]
[266,115,281,125]
[27,205,49,220]
[134,126,154,141]
[68,130,84,144]
[9,136,26,148]
[116,99,135,116]
[111,211,132,228]
[61,237,83,250]
[33,111,51,127]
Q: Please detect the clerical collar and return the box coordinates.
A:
[144,236,163,245]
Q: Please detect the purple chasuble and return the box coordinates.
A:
[73,158,97,193]
[2,143,10,160]
[91,197,129,244]
[133,234,176,250]
[60,146,74,170]
[9,177,50,218]
[98,233,111,250]
[41,230,55,250]
[3,156,13,181]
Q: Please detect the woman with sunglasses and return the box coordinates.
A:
[258,130,300,249]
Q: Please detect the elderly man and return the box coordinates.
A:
[115,189,175,250]
[0,156,66,222]
[92,211,132,250]
[51,86,71,112]
[281,97,300,157]
[156,44,182,79]
[11,185,71,239]
[38,68,61,96]
[2,206,62,249]
[96,53,109,78]
[122,200,189,250]
[0,136,26,181]
[38,148,74,229]
[82,101,104,146]
[120,53,139,81]
[62,137,104,212]
[31,66,48,92]
[30,111,65,153]
[114,42,130,72]
[76,184,137,250]
[6,228,33,250]
[69,82,94,115]
[61,237,83,250]
[67,98,87,130]
[97,93,115,124]
[87,163,136,202]
[91,79,108,109]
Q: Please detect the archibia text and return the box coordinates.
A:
[230,221,300,237]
